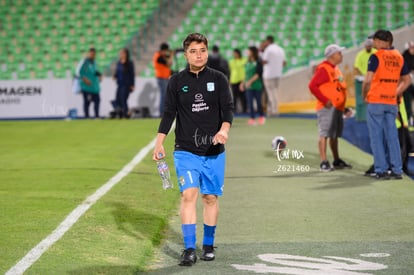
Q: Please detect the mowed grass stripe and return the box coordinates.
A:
[7,134,157,275]
[24,122,179,274]
[0,120,163,273]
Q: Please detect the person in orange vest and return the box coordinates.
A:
[309,44,352,172]
[362,30,412,179]
[153,42,173,116]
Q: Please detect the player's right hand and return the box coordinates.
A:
[325,101,333,108]
[152,145,166,161]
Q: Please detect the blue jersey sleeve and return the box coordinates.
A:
[367,55,379,72]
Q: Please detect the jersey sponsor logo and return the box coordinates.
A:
[379,78,398,83]
[381,55,401,73]
[192,102,209,112]
[207,82,215,92]
[195,93,203,101]
[181,85,189,93]
[192,93,210,112]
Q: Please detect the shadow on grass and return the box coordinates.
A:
[67,264,193,274]
[310,175,376,190]
[110,202,169,246]
[110,202,185,262]
[67,202,185,274]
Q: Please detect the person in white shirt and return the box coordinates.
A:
[261,35,286,116]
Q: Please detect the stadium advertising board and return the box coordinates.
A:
[0,77,160,119]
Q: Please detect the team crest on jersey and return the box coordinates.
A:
[207,82,215,92]
[179,176,185,185]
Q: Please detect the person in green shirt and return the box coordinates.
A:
[229,49,247,114]
[354,39,376,121]
[354,39,376,76]
[76,48,102,118]
[240,46,265,125]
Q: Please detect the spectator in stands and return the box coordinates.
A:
[76,48,102,118]
[362,30,412,179]
[229,49,247,114]
[113,48,135,118]
[308,44,352,172]
[401,41,414,123]
[354,39,376,76]
[240,46,265,125]
[261,35,286,116]
[153,42,173,116]
[207,45,230,79]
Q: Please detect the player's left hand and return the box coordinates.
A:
[213,130,228,145]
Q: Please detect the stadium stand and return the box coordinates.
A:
[0,0,161,80]
[141,0,414,77]
[0,0,413,80]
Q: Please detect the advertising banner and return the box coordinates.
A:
[0,77,160,119]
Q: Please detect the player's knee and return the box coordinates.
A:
[181,188,198,203]
[202,194,217,206]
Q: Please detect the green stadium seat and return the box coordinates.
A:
[0,70,14,80]
[0,0,161,79]
[2,0,414,79]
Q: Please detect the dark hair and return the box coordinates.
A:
[266,35,274,43]
[248,46,259,61]
[121,48,131,71]
[212,45,219,52]
[89,47,96,52]
[183,33,208,51]
[371,29,393,44]
[233,48,241,58]
[160,42,169,51]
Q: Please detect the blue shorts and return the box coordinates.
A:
[173,151,226,196]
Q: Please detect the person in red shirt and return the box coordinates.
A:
[309,44,352,172]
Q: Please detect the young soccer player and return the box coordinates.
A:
[152,33,233,266]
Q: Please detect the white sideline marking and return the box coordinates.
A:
[6,138,157,275]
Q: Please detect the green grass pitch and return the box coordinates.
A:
[1,118,414,274]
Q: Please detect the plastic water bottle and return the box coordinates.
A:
[157,158,173,190]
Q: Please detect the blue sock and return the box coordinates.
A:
[203,224,216,246]
[182,224,196,250]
